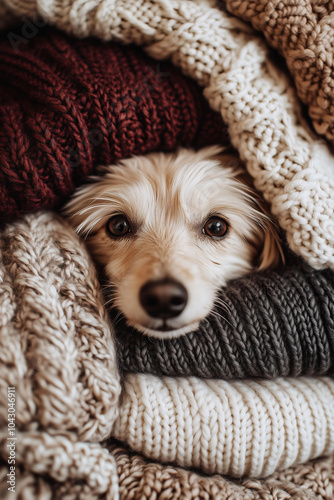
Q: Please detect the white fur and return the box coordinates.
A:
[64,146,282,338]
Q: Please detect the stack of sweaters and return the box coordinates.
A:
[0,1,334,499]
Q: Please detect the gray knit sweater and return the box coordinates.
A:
[116,255,334,378]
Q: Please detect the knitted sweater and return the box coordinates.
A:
[0,27,227,221]
[226,0,334,144]
[1,0,334,269]
[1,212,333,485]
[0,0,334,494]
[0,212,121,497]
[116,256,334,378]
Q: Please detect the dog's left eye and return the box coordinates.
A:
[107,214,131,237]
[203,216,228,238]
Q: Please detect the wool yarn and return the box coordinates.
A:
[112,374,334,478]
[116,256,334,378]
[0,26,227,222]
[111,446,334,500]
[3,0,333,269]
[2,448,333,500]
[0,212,121,496]
[225,0,334,144]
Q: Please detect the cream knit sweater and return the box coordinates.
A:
[113,374,334,477]
[1,0,334,270]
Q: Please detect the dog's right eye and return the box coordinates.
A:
[106,215,131,237]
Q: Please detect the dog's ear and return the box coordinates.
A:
[212,150,285,270]
[235,167,284,271]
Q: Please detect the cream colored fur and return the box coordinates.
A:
[64,146,283,338]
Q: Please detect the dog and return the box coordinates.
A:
[64,146,283,339]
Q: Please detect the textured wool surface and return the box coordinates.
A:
[225,0,334,145]
[1,0,334,270]
[116,256,334,378]
[0,26,227,222]
[112,374,334,478]
[0,212,121,497]
[2,449,334,500]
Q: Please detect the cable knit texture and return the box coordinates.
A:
[0,212,121,498]
[0,26,227,221]
[117,256,334,378]
[1,0,334,269]
[225,0,334,144]
[112,374,334,478]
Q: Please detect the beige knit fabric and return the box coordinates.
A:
[225,0,334,144]
[112,374,334,478]
[1,0,334,270]
[0,212,121,498]
[2,449,334,499]
[112,446,334,500]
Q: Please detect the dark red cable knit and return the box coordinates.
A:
[0,27,229,222]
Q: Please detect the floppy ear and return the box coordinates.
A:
[235,167,284,271]
[212,149,285,271]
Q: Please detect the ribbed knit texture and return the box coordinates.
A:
[0,212,121,497]
[116,256,334,378]
[2,0,333,269]
[0,26,227,222]
[225,0,334,144]
[112,374,334,478]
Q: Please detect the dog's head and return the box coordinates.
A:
[64,146,283,338]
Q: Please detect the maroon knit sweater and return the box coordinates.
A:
[0,27,228,221]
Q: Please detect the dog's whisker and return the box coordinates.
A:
[210,309,233,328]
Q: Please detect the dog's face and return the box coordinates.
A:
[65,146,282,338]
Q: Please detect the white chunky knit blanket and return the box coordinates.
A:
[1,0,334,270]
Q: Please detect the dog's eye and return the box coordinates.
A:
[107,215,131,237]
[203,217,228,238]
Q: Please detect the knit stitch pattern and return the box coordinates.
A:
[0,26,227,221]
[225,0,334,144]
[2,447,334,499]
[112,374,334,478]
[0,212,121,497]
[117,257,334,378]
[2,0,334,269]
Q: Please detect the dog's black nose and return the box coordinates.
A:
[140,279,188,319]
